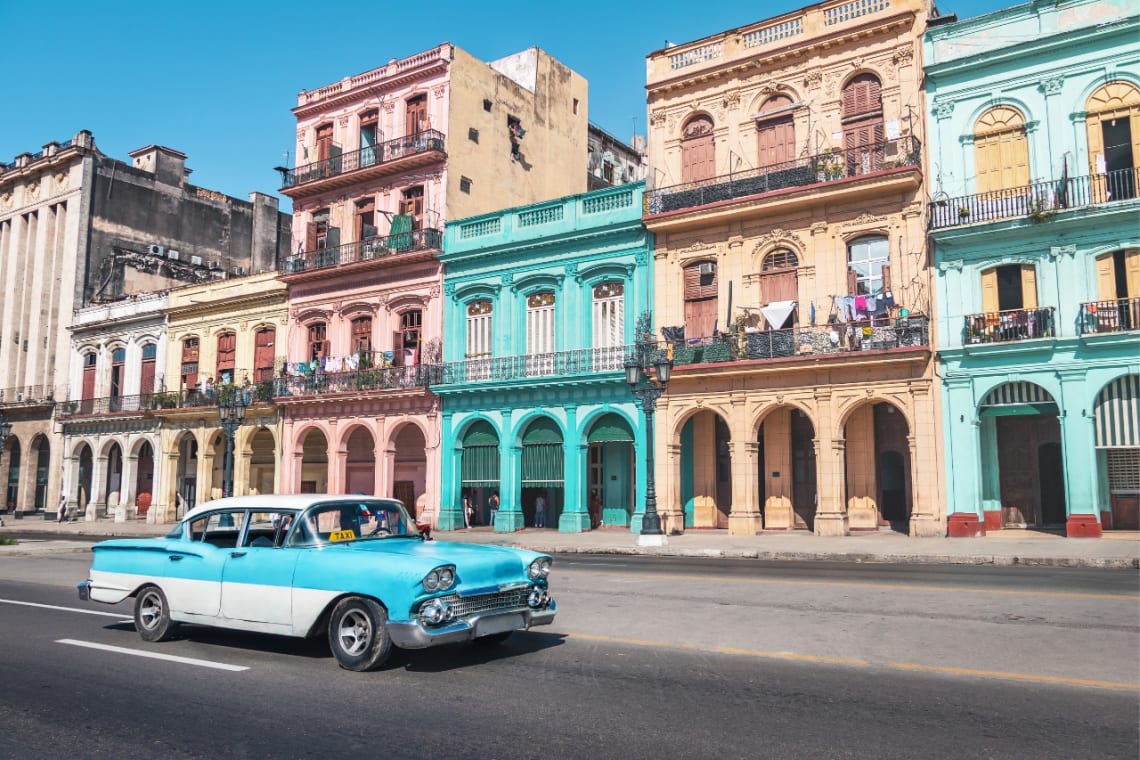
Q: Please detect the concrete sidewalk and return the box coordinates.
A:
[2,516,1137,568]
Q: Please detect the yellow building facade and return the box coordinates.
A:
[152,273,287,522]
[644,0,943,536]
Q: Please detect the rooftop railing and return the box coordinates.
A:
[280,130,445,189]
[1079,297,1140,335]
[930,167,1139,230]
[280,228,442,275]
[963,307,1056,344]
[645,136,920,215]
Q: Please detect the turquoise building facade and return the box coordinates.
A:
[925,0,1140,537]
[434,183,653,532]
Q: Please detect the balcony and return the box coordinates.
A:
[645,137,920,217]
[57,394,154,419]
[275,362,439,399]
[278,130,446,197]
[963,307,1056,345]
[0,386,55,408]
[433,320,929,387]
[930,167,1139,230]
[146,382,276,413]
[279,228,442,280]
[1079,297,1140,335]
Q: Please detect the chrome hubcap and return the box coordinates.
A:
[336,609,372,656]
[139,591,162,629]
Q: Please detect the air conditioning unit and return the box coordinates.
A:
[147,244,165,257]
[699,262,715,275]
[166,249,181,261]
[190,255,204,267]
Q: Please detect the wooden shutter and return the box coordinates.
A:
[406,96,427,135]
[392,330,403,367]
[316,124,333,163]
[881,264,892,292]
[1096,254,1118,301]
[681,116,716,183]
[81,361,96,401]
[1020,265,1038,309]
[140,357,156,395]
[847,268,859,296]
[684,298,718,341]
[760,269,798,304]
[254,328,275,382]
[305,222,318,253]
[216,333,236,378]
[1125,249,1140,298]
[981,268,999,314]
[683,263,717,300]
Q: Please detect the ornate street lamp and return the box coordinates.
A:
[624,339,673,546]
[217,389,248,498]
[0,413,11,445]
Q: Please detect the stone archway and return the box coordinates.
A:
[757,406,817,531]
[247,428,276,495]
[344,426,376,496]
[843,400,911,531]
[392,423,427,518]
[298,428,329,493]
[678,409,732,529]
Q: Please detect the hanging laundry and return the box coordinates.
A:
[760,301,797,330]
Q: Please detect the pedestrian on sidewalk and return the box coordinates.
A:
[57,492,68,524]
[534,493,547,528]
[488,492,499,528]
[463,496,473,528]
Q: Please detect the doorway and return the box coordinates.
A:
[1038,442,1067,525]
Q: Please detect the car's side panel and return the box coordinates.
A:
[91,540,225,617]
[292,586,344,634]
[220,547,300,631]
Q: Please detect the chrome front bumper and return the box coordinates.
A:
[387,600,556,649]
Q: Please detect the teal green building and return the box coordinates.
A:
[434,183,653,532]
[925,0,1140,536]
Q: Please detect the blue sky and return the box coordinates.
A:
[1,0,1008,212]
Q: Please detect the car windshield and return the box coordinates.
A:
[290,500,420,546]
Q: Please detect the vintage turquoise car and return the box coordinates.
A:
[77,495,555,671]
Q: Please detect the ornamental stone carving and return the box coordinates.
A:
[842,212,887,228]
[1041,77,1064,96]
[803,70,822,89]
[501,273,513,286]
[1049,244,1077,259]
[432,85,447,98]
[723,91,741,109]
[938,260,964,272]
[934,102,955,120]
[443,282,456,296]
[650,109,667,127]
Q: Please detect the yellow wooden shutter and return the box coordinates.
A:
[1005,131,1029,188]
[1125,249,1140,299]
[974,136,1000,194]
[1020,265,1038,309]
[1095,254,1118,301]
[981,268,999,314]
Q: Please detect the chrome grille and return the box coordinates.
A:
[441,588,529,619]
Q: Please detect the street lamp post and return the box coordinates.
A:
[0,414,11,516]
[217,388,248,498]
[624,340,673,547]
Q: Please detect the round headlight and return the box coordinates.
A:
[527,557,552,580]
[437,567,455,590]
[422,569,440,592]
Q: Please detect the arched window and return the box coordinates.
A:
[466,300,493,360]
[846,236,890,296]
[396,310,422,367]
[841,74,883,175]
[406,94,428,135]
[592,282,624,370]
[683,261,718,340]
[351,317,372,355]
[681,115,715,183]
[307,323,327,364]
[974,106,1029,193]
[140,343,157,396]
[81,352,97,401]
[757,96,796,169]
[110,347,126,400]
[526,292,556,376]
[1085,81,1140,201]
[253,328,275,383]
[359,109,379,166]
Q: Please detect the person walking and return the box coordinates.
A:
[534,493,547,528]
[57,492,68,524]
[463,496,473,528]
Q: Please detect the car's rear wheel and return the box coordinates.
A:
[134,585,178,642]
[328,597,391,671]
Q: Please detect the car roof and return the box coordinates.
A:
[183,494,406,522]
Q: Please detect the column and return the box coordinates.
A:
[89,452,108,520]
[908,382,943,537]
[559,406,588,532]
[945,378,985,536]
[496,443,525,532]
[664,442,683,533]
[436,413,463,531]
[119,452,137,522]
[1058,369,1101,537]
[813,390,847,535]
[728,438,762,535]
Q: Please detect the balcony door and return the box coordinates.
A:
[683,261,718,341]
[81,353,96,402]
[406,95,428,136]
[756,96,795,169]
[526,292,556,376]
[254,328,275,383]
[681,115,715,183]
[974,106,1029,194]
[140,344,157,396]
[592,282,624,370]
[1085,81,1140,201]
[841,74,883,175]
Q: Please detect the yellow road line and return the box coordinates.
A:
[559,569,1138,601]
[568,632,1140,692]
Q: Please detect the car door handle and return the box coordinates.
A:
[230,551,247,558]
[169,555,183,562]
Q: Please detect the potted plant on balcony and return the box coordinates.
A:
[958,205,970,219]
[1027,193,1057,222]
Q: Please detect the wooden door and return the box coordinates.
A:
[316,124,333,163]
[254,328,275,382]
[81,355,96,400]
[394,481,416,516]
[406,96,427,136]
[402,187,424,230]
[216,333,236,384]
[757,96,795,169]
[681,116,715,183]
[139,356,156,396]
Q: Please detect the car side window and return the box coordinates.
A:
[199,510,247,549]
[241,511,296,548]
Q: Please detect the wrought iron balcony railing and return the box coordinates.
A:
[645,136,920,215]
[930,167,1139,230]
[275,362,439,397]
[56,394,155,418]
[280,130,446,188]
[433,321,929,387]
[1079,297,1140,335]
[963,307,1056,344]
[280,228,442,275]
[147,382,276,412]
[0,386,55,406]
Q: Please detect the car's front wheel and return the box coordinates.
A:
[328,597,391,672]
[134,585,178,642]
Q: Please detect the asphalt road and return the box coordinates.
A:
[0,553,1136,759]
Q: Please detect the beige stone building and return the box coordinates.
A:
[644,0,943,536]
[151,273,287,522]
